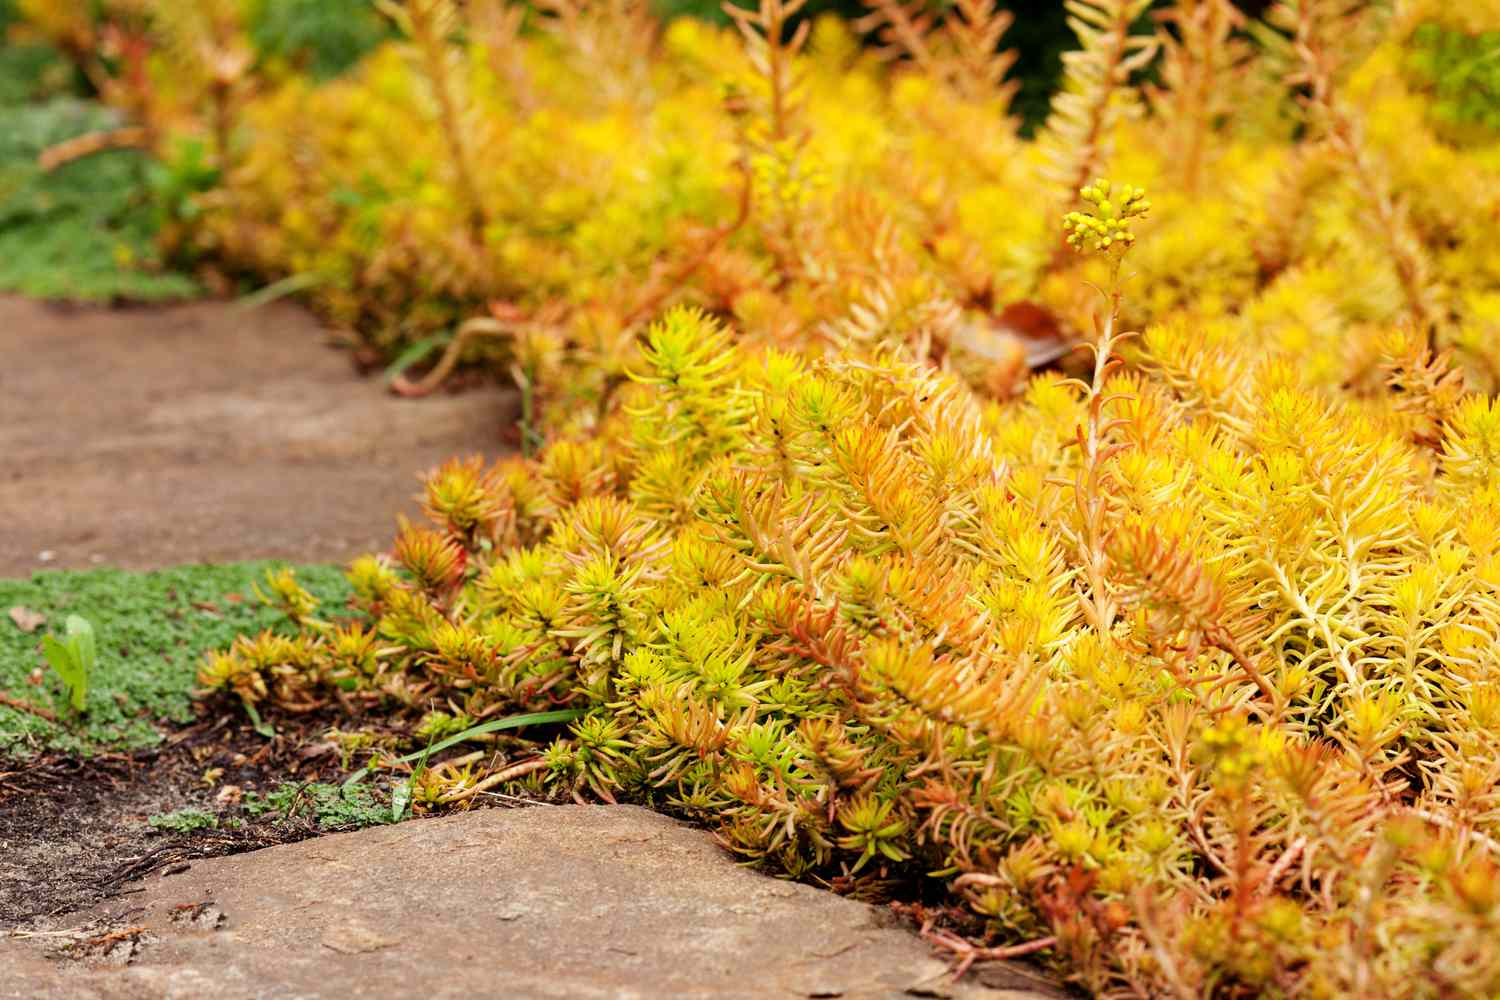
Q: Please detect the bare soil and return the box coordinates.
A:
[0,294,516,577]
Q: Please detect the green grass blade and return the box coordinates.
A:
[383,334,452,384]
[232,272,327,312]
[244,701,277,739]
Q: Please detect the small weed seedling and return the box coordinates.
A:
[40,615,95,713]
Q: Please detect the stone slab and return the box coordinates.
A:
[0,805,1063,1000]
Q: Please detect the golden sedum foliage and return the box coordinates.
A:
[26,0,1485,991]
[207,305,1500,996]
[28,0,1499,409]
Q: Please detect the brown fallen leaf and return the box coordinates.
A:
[8,606,46,633]
[953,301,1075,399]
[297,740,337,760]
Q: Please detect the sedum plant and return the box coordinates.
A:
[19,0,1493,991]
[20,0,1498,414]
[204,238,1500,991]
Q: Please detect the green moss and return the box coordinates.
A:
[0,42,75,105]
[245,0,396,81]
[0,561,351,756]
[148,807,219,833]
[1407,22,1500,140]
[242,781,393,831]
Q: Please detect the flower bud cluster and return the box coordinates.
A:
[1063,178,1151,254]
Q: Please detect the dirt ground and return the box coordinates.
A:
[0,712,365,927]
[0,295,516,578]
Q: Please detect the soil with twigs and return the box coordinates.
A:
[0,707,384,927]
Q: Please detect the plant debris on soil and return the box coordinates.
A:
[0,707,401,928]
[0,563,412,929]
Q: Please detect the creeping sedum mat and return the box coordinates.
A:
[15,0,1500,993]
[205,301,1500,996]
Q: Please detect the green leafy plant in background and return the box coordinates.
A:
[0,3,190,300]
[0,39,75,105]
[244,0,396,81]
[1405,21,1500,140]
[39,614,95,712]
[145,138,222,249]
[0,0,394,301]
[0,98,197,301]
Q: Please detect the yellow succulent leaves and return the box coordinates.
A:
[72,0,1500,993]
[208,289,1500,993]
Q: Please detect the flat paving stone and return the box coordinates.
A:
[0,295,514,577]
[0,805,1065,999]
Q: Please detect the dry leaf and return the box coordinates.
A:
[8,606,46,633]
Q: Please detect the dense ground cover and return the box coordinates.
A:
[20,1,1495,408]
[0,57,194,300]
[0,562,349,754]
[7,0,1500,996]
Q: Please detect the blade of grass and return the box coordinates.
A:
[244,701,277,739]
[233,272,327,313]
[391,736,436,821]
[384,333,453,385]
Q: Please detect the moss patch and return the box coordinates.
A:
[0,562,351,756]
[242,781,394,831]
[148,807,221,833]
